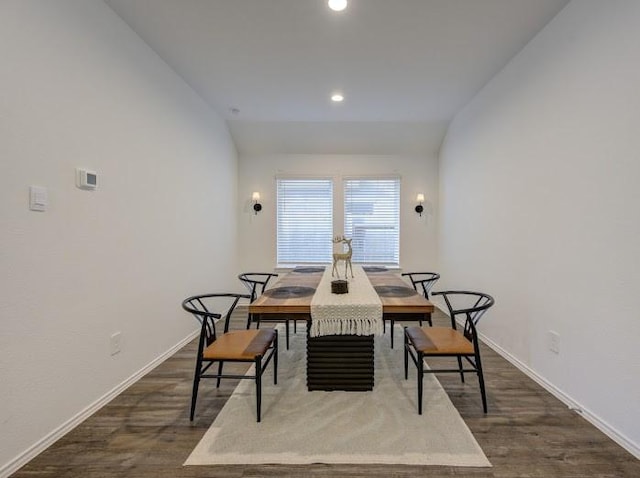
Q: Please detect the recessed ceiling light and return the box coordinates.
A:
[328,0,348,12]
[331,93,344,102]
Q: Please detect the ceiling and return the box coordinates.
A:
[105,0,569,156]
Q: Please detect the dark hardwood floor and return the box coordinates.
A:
[11,309,639,477]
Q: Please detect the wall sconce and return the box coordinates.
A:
[252,191,262,214]
[415,193,425,216]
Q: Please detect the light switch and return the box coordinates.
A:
[29,186,48,212]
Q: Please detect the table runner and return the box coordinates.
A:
[309,265,383,337]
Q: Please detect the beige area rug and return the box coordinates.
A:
[184,325,491,467]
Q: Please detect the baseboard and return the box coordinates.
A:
[0,330,199,478]
[435,305,640,460]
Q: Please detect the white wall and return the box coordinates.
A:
[237,154,438,273]
[439,0,640,456]
[0,0,238,473]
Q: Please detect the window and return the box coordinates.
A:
[344,178,400,265]
[277,178,333,264]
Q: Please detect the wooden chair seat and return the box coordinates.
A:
[203,329,276,360]
[405,326,474,355]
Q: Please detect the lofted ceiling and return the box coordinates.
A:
[105,0,569,156]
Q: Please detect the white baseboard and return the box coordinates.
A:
[434,302,640,460]
[476,330,639,459]
[0,330,199,478]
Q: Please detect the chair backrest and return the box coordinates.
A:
[431,290,495,342]
[181,293,250,352]
[238,273,279,302]
[401,272,440,299]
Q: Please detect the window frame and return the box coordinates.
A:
[276,177,334,266]
[343,176,401,266]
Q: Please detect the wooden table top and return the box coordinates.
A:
[249,268,434,315]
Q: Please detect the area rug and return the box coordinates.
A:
[184,326,491,467]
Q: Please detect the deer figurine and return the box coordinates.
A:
[332,236,354,278]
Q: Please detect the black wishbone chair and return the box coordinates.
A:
[404,290,494,414]
[238,273,279,329]
[401,272,440,300]
[382,272,440,348]
[239,272,301,349]
[182,293,278,422]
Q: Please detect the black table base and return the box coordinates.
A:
[306,331,375,391]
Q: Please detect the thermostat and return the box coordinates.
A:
[76,168,97,190]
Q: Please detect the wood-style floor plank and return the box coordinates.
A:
[10,309,639,478]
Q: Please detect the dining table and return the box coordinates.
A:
[248,265,434,391]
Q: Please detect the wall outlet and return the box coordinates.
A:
[110,332,122,356]
[548,330,560,354]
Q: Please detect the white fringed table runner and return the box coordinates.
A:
[309,265,383,337]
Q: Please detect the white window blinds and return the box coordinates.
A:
[277,178,333,264]
[344,178,400,265]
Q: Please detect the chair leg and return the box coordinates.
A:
[475,351,488,413]
[273,331,278,385]
[285,320,290,349]
[215,361,225,388]
[190,359,202,421]
[403,328,409,380]
[255,356,262,423]
[390,318,395,348]
[417,351,424,415]
[426,312,432,327]
[293,319,297,334]
[457,357,465,383]
[245,313,252,330]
